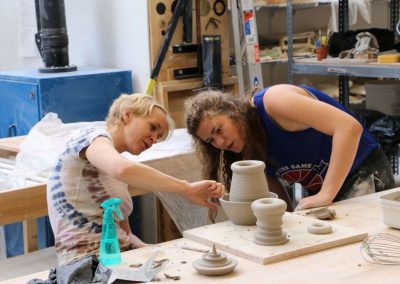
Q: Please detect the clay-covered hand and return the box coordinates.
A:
[182,181,225,208]
[295,192,333,211]
[128,233,147,248]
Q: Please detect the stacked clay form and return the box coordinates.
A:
[219,192,277,225]
[192,244,238,276]
[251,198,289,246]
[219,160,271,225]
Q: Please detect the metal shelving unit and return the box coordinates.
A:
[292,62,400,78]
[287,0,400,173]
[231,0,332,94]
[287,0,400,106]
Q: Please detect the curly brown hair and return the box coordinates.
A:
[184,90,267,191]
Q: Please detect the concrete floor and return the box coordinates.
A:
[0,247,56,281]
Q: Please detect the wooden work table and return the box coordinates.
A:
[2,188,399,284]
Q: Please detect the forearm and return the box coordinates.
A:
[86,138,190,196]
[320,126,362,201]
[117,160,190,196]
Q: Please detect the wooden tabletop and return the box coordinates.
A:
[2,188,399,284]
[0,136,25,156]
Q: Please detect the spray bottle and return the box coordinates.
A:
[99,197,124,266]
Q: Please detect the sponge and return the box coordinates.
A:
[377,54,400,63]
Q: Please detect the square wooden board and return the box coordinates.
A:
[183,212,367,264]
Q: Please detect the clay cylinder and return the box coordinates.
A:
[251,198,288,246]
[229,160,269,202]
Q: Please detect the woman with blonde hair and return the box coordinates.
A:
[47,93,225,265]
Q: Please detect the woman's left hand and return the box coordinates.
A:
[295,192,334,211]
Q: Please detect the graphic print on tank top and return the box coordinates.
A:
[276,160,328,191]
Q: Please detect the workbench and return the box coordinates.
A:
[1,188,399,283]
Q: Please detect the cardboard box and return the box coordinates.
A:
[365,81,400,116]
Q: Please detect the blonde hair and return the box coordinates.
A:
[106,93,175,141]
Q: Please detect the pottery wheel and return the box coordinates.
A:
[192,244,238,276]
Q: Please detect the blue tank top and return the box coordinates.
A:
[253,85,378,192]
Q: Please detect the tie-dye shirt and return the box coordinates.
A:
[47,127,133,265]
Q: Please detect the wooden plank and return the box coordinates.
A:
[0,182,149,227]
[23,219,38,253]
[0,136,25,153]
[183,212,367,264]
[0,184,48,226]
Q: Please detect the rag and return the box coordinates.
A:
[339,32,379,58]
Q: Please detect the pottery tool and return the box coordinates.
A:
[181,244,209,253]
[360,233,400,265]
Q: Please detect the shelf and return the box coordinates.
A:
[255,0,331,10]
[293,58,400,78]
[261,58,288,64]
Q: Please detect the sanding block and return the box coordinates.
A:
[377,54,400,63]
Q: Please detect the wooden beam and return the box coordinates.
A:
[23,219,38,253]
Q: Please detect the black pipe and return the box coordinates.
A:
[150,0,186,80]
[35,0,76,73]
[183,0,192,43]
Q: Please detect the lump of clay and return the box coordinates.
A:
[309,207,336,220]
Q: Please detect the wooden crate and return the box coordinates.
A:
[155,76,238,128]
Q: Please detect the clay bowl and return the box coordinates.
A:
[219,192,278,226]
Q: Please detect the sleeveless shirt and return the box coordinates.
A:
[253,85,378,192]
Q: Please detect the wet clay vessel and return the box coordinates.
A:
[229,160,269,202]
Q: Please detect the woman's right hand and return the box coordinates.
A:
[181,180,225,208]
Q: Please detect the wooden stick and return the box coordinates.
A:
[180,245,209,253]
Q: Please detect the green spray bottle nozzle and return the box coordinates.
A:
[101,197,123,221]
[99,197,123,266]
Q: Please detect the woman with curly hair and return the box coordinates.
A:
[185,84,394,213]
